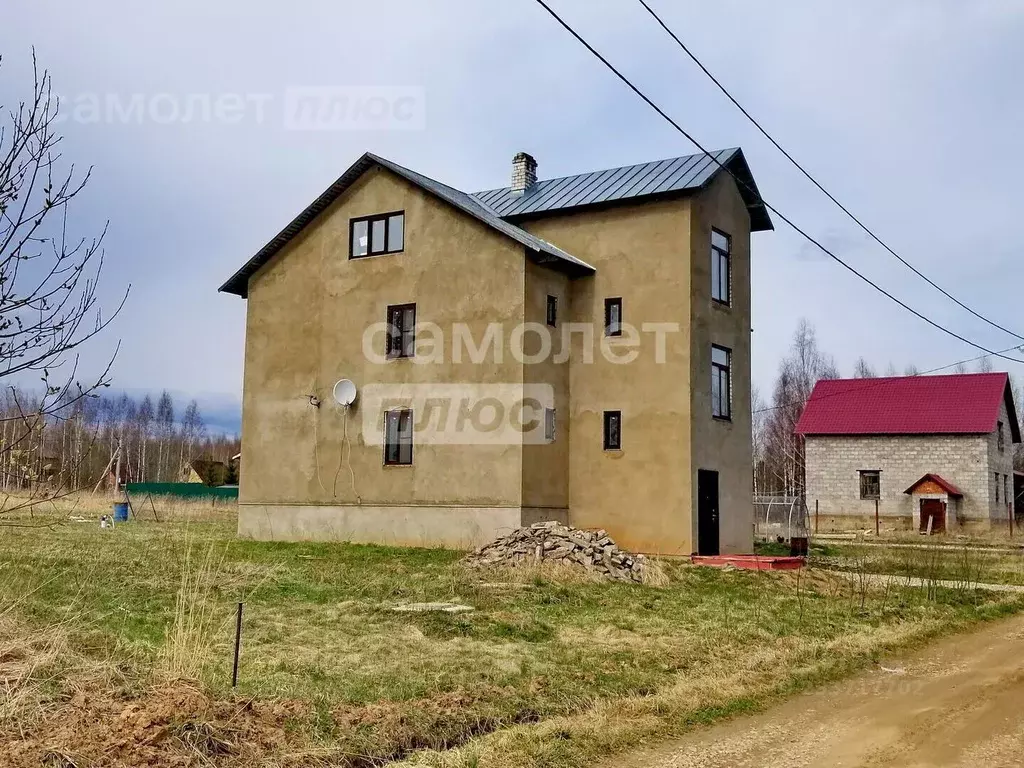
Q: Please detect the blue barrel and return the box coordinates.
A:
[113,502,129,522]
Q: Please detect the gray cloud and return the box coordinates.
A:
[0,0,1021,409]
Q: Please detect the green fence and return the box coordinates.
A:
[124,482,239,500]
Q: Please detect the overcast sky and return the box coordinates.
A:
[1,0,1022,423]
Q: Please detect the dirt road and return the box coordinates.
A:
[614,614,1024,767]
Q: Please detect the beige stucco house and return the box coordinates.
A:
[797,372,1020,532]
[220,149,772,555]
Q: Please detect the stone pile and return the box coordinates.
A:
[467,521,646,583]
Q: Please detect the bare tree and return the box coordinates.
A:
[155,390,174,481]
[0,52,128,509]
[761,319,838,497]
[903,364,920,376]
[952,361,969,374]
[976,356,994,374]
[852,357,876,378]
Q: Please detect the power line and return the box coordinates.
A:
[752,342,1024,416]
[634,0,1024,344]
[530,0,1024,366]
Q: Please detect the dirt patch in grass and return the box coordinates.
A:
[0,626,311,768]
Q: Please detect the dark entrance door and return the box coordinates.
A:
[697,469,720,555]
[919,498,946,534]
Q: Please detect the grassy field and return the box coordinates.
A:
[813,538,1024,587]
[2,495,1023,767]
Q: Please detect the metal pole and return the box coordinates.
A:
[815,499,819,534]
[875,499,880,537]
[1010,503,1014,539]
[232,602,244,688]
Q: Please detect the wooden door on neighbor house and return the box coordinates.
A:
[697,469,720,555]
[919,498,946,534]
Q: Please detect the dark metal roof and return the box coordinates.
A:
[219,152,594,297]
[473,147,773,231]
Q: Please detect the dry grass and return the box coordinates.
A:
[1,501,1023,767]
[158,540,223,680]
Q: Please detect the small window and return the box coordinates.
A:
[859,470,880,500]
[384,409,413,465]
[603,410,621,450]
[386,303,416,359]
[711,345,732,420]
[604,297,622,337]
[1004,474,1010,508]
[998,421,1005,452]
[350,211,404,258]
[711,229,731,305]
[544,408,556,442]
[546,295,558,327]
[996,473,1001,503]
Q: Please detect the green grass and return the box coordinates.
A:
[2,505,1023,767]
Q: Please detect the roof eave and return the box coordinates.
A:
[218,152,593,296]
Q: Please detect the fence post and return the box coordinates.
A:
[1010,503,1014,538]
[875,499,880,537]
[815,499,819,534]
[232,602,244,688]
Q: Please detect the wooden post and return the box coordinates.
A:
[875,499,880,537]
[147,493,160,523]
[113,442,122,493]
[1009,503,1014,538]
[123,487,138,520]
[814,499,819,534]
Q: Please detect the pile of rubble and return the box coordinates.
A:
[466,521,647,583]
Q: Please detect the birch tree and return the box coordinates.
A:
[0,52,127,509]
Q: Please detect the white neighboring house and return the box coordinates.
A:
[796,373,1020,532]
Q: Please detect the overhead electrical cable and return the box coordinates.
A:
[752,342,1024,416]
[529,0,1024,365]
[634,0,1024,344]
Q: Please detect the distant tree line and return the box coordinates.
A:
[753,319,1024,498]
[0,388,240,492]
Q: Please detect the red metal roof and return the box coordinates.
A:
[903,473,964,497]
[795,372,1019,437]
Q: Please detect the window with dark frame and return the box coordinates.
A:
[545,408,556,442]
[996,473,1001,503]
[604,297,622,337]
[384,409,413,465]
[998,421,1005,452]
[1004,474,1009,508]
[350,211,405,258]
[386,303,416,359]
[603,410,621,450]
[859,470,880,500]
[711,229,731,305]
[546,295,558,327]
[711,345,732,420]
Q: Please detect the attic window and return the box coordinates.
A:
[998,421,1005,452]
[351,211,404,258]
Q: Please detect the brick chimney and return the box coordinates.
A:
[510,152,538,195]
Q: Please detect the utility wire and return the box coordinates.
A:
[752,342,1024,416]
[635,0,1024,344]
[530,0,1024,366]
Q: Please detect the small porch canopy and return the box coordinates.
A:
[903,473,963,497]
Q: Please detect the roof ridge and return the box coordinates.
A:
[472,147,739,195]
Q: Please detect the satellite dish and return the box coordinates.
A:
[332,379,357,407]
